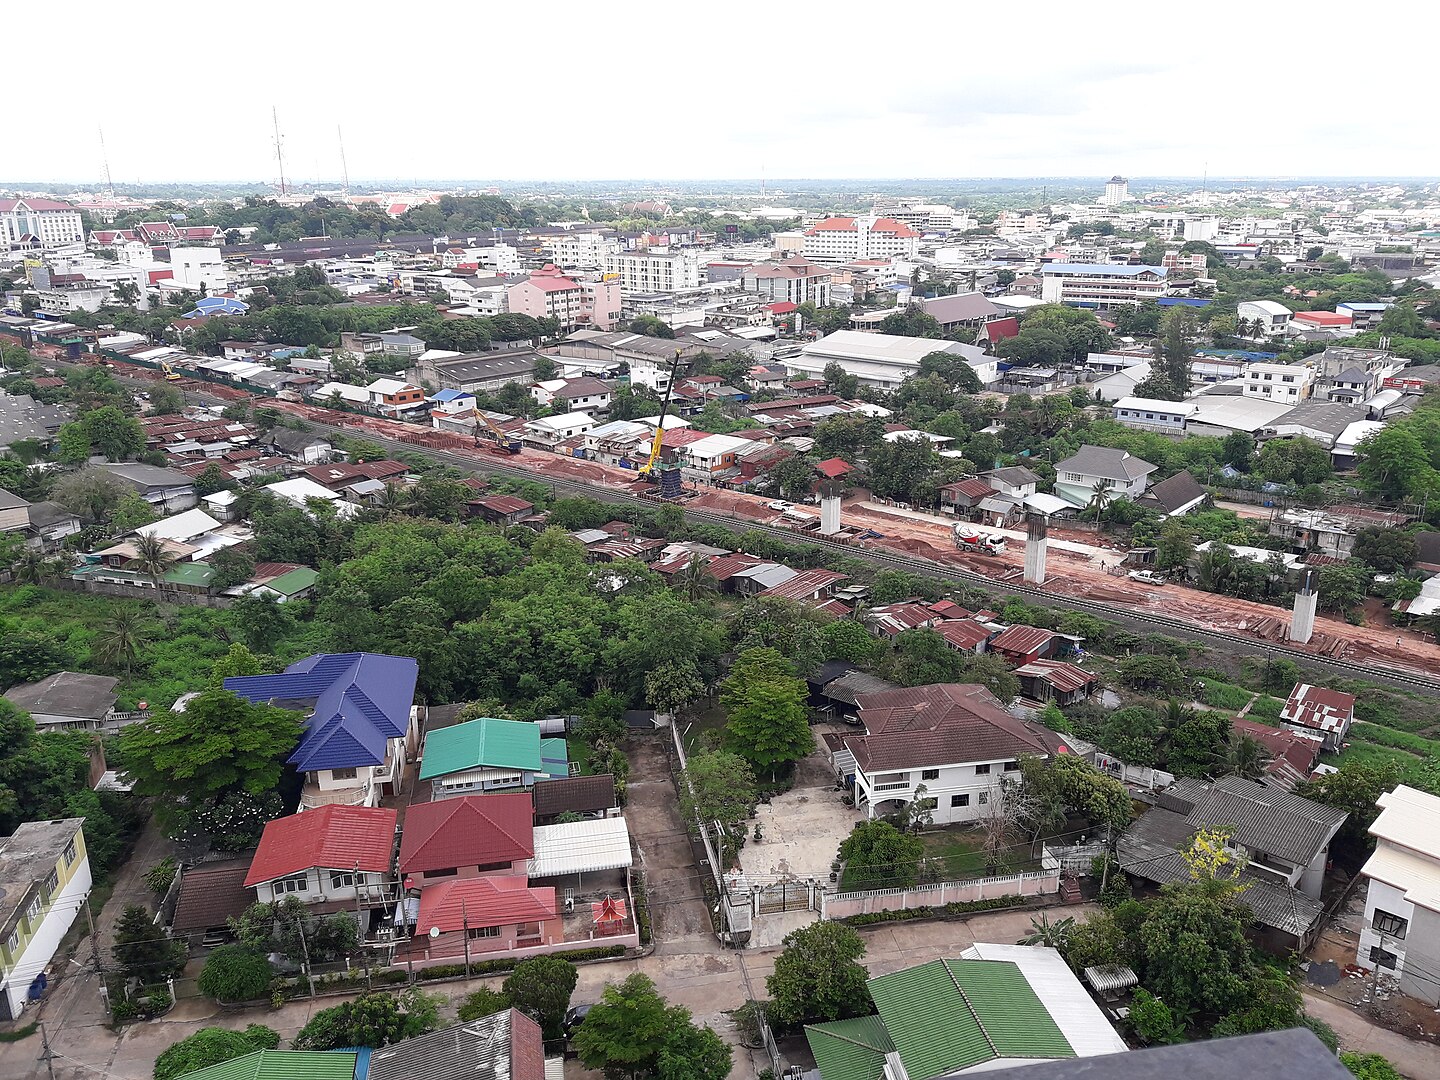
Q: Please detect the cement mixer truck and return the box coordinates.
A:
[953,524,1006,555]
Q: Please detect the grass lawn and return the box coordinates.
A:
[678,700,728,755]
[1198,678,1255,712]
[567,737,593,776]
[918,829,988,878]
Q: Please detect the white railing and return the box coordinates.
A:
[300,783,373,810]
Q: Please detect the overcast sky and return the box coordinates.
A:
[26,1,1437,186]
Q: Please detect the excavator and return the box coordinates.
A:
[637,351,686,488]
[473,408,523,455]
[159,361,183,383]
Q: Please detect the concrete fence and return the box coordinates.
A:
[820,869,1059,919]
[48,576,234,608]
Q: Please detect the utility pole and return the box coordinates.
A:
[354,861,371,991]
[37,1021,56,1080]
[294,908,315,999]
[461,899,471,980]
[84,894,100,972]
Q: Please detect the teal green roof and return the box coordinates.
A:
[805,1015,895,1080]
[539,737,570,778]
[865,959,1074,1077]
[164,561,216,587]
[177,1049,358,1080]
[264,566,319,596]
[420,717,542,780]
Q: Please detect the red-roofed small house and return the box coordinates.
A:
[398,794,535,886]
[935,619,995,656]
[244,805,398,910]
[407,876,562,964]
[815,457,856,479]
[1011,660,1097,706]
[1279,683,1355,751]
[988,625,1058,666]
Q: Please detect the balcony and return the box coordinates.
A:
[300,782,374,810]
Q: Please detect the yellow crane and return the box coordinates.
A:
[638,351,686,479]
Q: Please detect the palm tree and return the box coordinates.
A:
[680,554,716,602]
[1019,913,1076,949]
[93,605,149,678]
[375,483,414,518]
[131,532,176,590]
[11,549,52,585]
[1087,479,1113,524]
[1228,733,1271,781]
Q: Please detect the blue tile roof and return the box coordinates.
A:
[431,388,473,401]
[225,653,419,772]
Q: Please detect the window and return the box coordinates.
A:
[43,869,58,898]
[426,866,458,878]
[975,764,991,775]
[1373,910,1409,939]
[467,925,499,940]
[1004,761,1020,772]
[921,769,939,781]
[1369,945,1398,970]
[951,794,970,808]
[62,839,76,867]
[5,931,17,955]
[275,874,308,894]
[978,791,990,805]
[330,768,358,781]
[330,871,366,891]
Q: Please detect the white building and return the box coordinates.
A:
[1052,446,1158,508]
[1238,300,1294,337]
[602,249,702,293]
[0,198,85,250]
[1112,396,1198,434]
[1102,176,1130,207]
[546,231,620,270]
[1040,264,1167,308]
[1358,785,1440,1004]
[522,411,595,446]
[792,331,987,391]
[802,216,920,262]
[167,247,228,293]
[0,819,91,1020]
[740,258,832,306]
[1242,361,1315,403]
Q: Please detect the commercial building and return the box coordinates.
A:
[1111,396,1197,434]
[740,258,832,306]
[1102,176,1130,207]
[0,198,85,250]
[802,216,920,262]
[1039,264,1167,308]
[792,331,989,391]
[409,350,538,394]
[1237,300,1294,337]
[1242,361,1315,403]
[506,264,621,332]
[546,230,620,270]
[601,249,702,293]
[167,247,227,293]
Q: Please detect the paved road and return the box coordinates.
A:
[1304,989,1440,1079]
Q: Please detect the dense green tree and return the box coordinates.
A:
[154,1026,280,1080]
[838,819,925,889]
[1357,426,1440,499]
[50,467,127,522]
[1351,528,1416,574]
[502,956,579,1040]
[766,921,872,1029]
[1341,1052,1404,1080]
[721,647,813,775]
[886,628,965,686]
[1297,758,1403,870]
[1257,437,1332,487]
[111,491,160,533]
[457,987,512,1021]
[113,903,187,982]
[197,946,273,1003]
[864,435,941,504]
[293,988,444,1050]
[207,546,257,590]
[0,628,77,691]
[821,619,881,666]
[574,973,730,1080]
[679,751,757,857]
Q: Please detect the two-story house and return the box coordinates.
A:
[1051,446,1158,510]
[1279,683,1356,752]
[397,794,535,887]
[530,377,613,413]
[835,684,1062,825]
[522,412,595,449]
[244,805,397,909]
[365,378,427,419]
[1358,785,1440,1003]
[419,717,568,800]
[225,653,419,811]
[0,818,90,1020]
[979,466,1041,500]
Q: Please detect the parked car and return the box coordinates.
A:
[1127,569,1167,586]
[766,500,794,512]
[564,1004,593,1037]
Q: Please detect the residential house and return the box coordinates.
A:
[1323,365,1382,404]
[419,717,564,799]
[1136,470,1207,518]
[407,876,563,963]
[0,819,90,1019]
[261,429,334,464]
[1118,775,1346,950]
[1232,718,1322,790]
[939,477,996,517]
[225,653,419,811]
[263,476,358,518]
[935,619,995,655]
[806,946,1126,1080]
[1012,660,1096,706]
[531,377,613,412]
[468,495,535,526]
[1051,446,1157,509]
[168,858,254,948]
[680,432,749,478]
[532,774,619,825]
[365,378,427,419]
[1237,300,1294,337]
[303,460,410,494]
[838,684,1061,824]
[1268,508,1358,561]
[980,466,1041,499]
[97,463,197,513]
[917,291,1002,335]
[368,1012,546,1080]
[398,794,535,886]
[997,1030,1350,1080]
[0,392,72,451]
[1242,361,1315,403]
[1279,683,1355,751]
[1357,785,1440,1003]
[3,672,120,732]
[1112,396,1197,434]
[988,625,1058,666]
[523,411,595,449]
[244,805,397,910]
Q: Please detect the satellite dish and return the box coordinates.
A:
[429,926,441,938]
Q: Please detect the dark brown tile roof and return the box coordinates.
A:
[532,773,618,818]
[171,858,254,931]
[847,683,1059,771]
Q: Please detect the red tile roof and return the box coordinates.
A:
[245,805,398,886]
[399,793,534,874]
[805,216,920,238]
[941,477,995,501]
[815,457,856,478]
[982,317,1020,343]
[472,495,534,514]
[764,302,799,314]
[760,568,849,601]
[706,552,765,581]
[415,876,556,933]
[1233,718,1321,787]
[1011,659,1095,695]
[926,600,971,620]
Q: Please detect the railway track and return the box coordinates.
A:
[70,355,1440,697]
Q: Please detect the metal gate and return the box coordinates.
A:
[756,880,812,914]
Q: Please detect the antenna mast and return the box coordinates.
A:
[338,125,350,196]
[98,127,115,198]
[273,107,287,196]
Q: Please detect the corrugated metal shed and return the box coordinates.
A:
[527,817,632,878]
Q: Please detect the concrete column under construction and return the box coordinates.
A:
[1024,512,1048,585]
[1291,570,1318,644]
[818,480,842,535]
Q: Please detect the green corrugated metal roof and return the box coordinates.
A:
[264,566,319,596]
[805,1015,894,1080]
[164,561,216,586]
[866,959,1074,1078]
[539,737,570,778]
[419,716,541,779]
[178,1049,358,1080]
